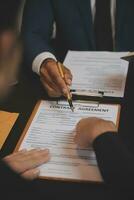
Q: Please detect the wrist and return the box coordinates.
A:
[32,52,57,75]
[40,58,56,73]
[42,58,56,66]
[91,127,117,144]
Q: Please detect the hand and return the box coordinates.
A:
[75,117,117,148]
[40,59,73,97]
[3,149,50,180]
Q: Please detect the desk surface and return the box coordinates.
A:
[0,69,132,200]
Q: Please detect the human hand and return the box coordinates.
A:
[40,59,72,97]
[75,117,117,148]
[3,149,50,180]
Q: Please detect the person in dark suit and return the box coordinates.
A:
[22,0,134,97]
[0,1,50,199]
[75,60,134,197]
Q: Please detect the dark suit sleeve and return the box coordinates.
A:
[0,161,40,200]
[93,132,134,189]
[21,0,55,67]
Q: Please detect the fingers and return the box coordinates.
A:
[47,64,69,96]
[18,149,50,171]
[75,117,117,148]
[75,122,85,147]
[41,70,61,92]
[3,149,28,161]
[3,149,50,175]
[40,60,73,97]
[64,67,73,86]
[75,118,98,147]
[21,168,40,180]
[74,128,85,148]
[65,74,72,86]
[23,149,50,165]
[40,77,62,97]
[75,131,90,148]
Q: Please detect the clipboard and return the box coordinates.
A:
[64,51,129,99]
[15,100,121,183]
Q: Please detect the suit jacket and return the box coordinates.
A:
[93,60,134,198]
[0,161,40,200]
[21,1,134,196]
[22,0,134,66]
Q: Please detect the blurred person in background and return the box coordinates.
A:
[0,1,50,199]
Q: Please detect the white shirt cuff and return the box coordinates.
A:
[32,52,57,75]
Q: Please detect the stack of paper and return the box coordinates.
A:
[64,51,129,97]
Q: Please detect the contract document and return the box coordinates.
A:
[64,51,129,97]
[16,100,120,182]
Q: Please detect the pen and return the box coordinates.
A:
[57,61,74,112]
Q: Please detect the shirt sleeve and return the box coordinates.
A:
[32,52,57,75]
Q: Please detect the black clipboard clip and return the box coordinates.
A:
[121,52,134,62]
[70,89,104,98]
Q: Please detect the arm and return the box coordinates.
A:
[93,132,134,189]
[21,0,73,98]
[75,117,134,189]
[21,0,55,69]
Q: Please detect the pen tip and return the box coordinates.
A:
[71,107,75,112]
